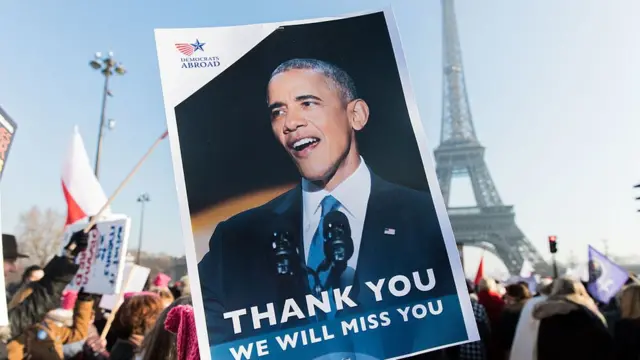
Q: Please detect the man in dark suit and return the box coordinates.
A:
[198,58,460,358]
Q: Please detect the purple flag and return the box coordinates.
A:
[587,245,629,304]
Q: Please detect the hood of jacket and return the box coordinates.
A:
[532,294,605,325]
[532,297,581,320]
[45,308,73,327]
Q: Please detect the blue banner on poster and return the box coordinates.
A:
[212,295,467,360]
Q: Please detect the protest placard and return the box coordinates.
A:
[0,106,18,182]
[155,9,477,360]
[99,263,151,310]
[61,214,131,295]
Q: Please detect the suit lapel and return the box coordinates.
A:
[353,173,394,307]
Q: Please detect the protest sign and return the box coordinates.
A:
[61,214,131,295]
[155,9,477,360]
[0,106,18,182]
[99,263,151,310]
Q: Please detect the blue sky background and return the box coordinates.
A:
[0,0,638,278]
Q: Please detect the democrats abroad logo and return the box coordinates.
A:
[174,39,221,69]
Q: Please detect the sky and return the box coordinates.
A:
[0,0,639,278]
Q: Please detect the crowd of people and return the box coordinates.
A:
[1,233,198,360]
[441,274,640,360]
[4,229,640,360]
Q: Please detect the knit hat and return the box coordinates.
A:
[165,305,199,360]
[61,290,78,310]
[153,273,171,287]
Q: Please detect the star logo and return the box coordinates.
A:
[191,39,206,52]
[175,39,206,56]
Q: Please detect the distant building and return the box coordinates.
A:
[169,256,188,280]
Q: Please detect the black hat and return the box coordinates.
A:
[3,234,28,260]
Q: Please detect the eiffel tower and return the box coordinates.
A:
[435,0,551,275]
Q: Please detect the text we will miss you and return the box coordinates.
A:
[225,269,448,360]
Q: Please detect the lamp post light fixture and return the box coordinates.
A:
[635,183,640,212]
[136,193,151,265]
[89,51,126,179]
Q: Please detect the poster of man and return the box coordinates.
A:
[155,9,477,360]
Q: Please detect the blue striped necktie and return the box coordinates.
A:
[307,195,340,293]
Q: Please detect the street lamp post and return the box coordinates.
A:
[136,193,150,264]
[89,52,126,179]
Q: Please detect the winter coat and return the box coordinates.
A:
[613,318,640,360]
[7,298,93,360]
[497,301,527,354]
[532,295,613,360]
[108,338,138,360]
[0,256,79,359]
[476,290,504,360]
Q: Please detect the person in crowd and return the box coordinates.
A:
[65,326,100,360]
[498,283,531,357]
[152,273,171,289]
[477,278,505,328]
[63,295,102,359]
[6,265,44,301]
[3,234,28,275]
[508,278,553,360]
[533,278,552,297]
[106,292,166,360]
[149,286,175,308]
[0,230,90,358]
[532,276,613,360]
[168,282,182,300]
[177,275,190,297]
[139,295,192,360]
[71,332,107,360]
[457,278,490,360]
[476,278,504,360]
[7,289,94,359]
[164,302,199,360]
[148,273,174,308]
[465,279,478,301]
[601,288,622,333]
[612,283,640,360]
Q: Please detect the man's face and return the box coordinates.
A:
[3,259,17,275]
[268,69,355,182]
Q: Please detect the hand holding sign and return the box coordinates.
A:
[64,226,96,259]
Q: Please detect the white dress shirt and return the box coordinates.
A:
[301,157,372,274]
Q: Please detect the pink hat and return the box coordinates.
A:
[61,290,78,310]
[165,305,199,360]
[153,273,171,287]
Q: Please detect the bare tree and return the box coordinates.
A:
[15,206,66,267]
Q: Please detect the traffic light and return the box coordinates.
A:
[548,235,557,254]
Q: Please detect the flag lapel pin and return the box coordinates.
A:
[384,228,396,235]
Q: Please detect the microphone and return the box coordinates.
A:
[322,210,354,271]
[271,220,300,276]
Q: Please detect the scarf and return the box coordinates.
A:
[509,296,547,360]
